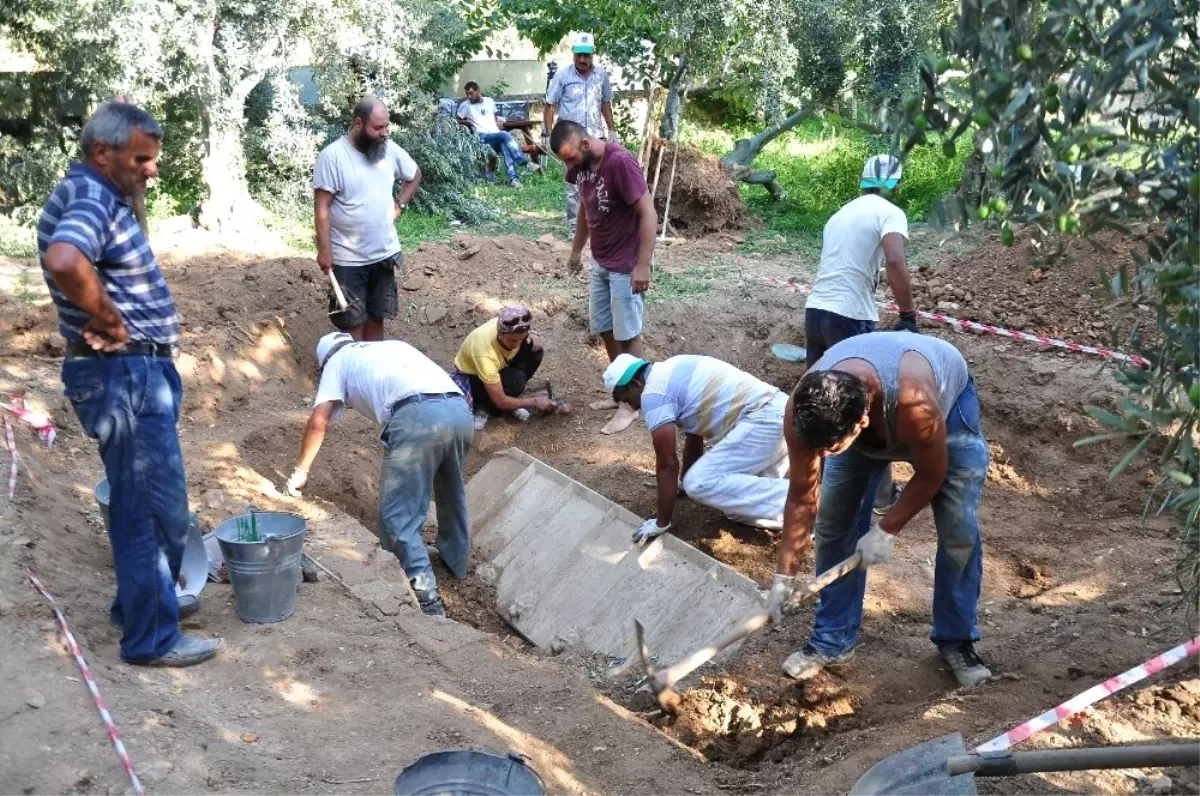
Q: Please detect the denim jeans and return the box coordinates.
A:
[378,395,474,592]
[804,307,876,368]
[589,263,644,342]
[807,378,988,656]
[63,355,188,662]
[479,132,528,182]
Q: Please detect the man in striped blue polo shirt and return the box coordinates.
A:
[604,353,790,545]
[39,101,223,667]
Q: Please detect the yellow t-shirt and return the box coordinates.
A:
[454,318,519,385]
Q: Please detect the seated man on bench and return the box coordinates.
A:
[456,82,540,187]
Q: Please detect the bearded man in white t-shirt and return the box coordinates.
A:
[803,154,918,511]
[313,97,423,342]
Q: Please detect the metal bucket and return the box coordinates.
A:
[394,751,545,796]
[93,479,208,600]
[213,511,306,624]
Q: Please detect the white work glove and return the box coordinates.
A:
[856,522,896,567]
[632,518,671,547]
[764,574,795,623]
[284,469,308,497]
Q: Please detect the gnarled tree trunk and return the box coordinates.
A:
[720,107,814,200]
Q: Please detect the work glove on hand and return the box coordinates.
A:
[284,469,308,497]
[856,522,896,567]
[894,311,920,333]
[632,518,671,547]
[765,574,795,623]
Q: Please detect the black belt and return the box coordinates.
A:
[67,340,180,359]
[390,392,462,414]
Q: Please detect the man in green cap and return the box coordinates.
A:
[602,353,790,545]
[542,32,616,231]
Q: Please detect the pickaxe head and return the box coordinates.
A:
[634,619,682,713]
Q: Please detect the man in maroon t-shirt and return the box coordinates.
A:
[551,119,658,434]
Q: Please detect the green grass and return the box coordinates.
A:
[683,116,968,245]
[647,261,726,304]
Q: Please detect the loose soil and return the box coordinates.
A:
[647,141,748,235]
[1,220,1195,794]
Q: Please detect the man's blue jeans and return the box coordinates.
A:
[378,395,474,592]
[807,379,988,657]
[63,355,188,662]
[479,132,528,182]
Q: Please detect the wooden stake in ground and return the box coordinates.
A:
[659,88,688,241]
[637,75,658,172]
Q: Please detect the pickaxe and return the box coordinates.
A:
[327,270,349,315]
[634,552,863,712]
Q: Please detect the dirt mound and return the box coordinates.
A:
[659,675,856,766]
[910,226,1154,345]
[647,142,748,235]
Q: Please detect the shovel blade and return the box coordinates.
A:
[849,733,978,796]
[770,342,807,363]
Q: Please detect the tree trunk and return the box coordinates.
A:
[720,107,814,200]
[658,57,688,141]
[196,102,262,233]
[191,13,268,233]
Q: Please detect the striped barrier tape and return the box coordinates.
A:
[0,393,57,447]
[26,570,146,795]
[743,273,1152,369]
[5,416,16,501]
[974,636,1200,753]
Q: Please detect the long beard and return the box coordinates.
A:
[354,131,388,163]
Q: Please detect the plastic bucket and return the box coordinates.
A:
[214,511,306,624]
[93,479,209,600]
[394,751,545,796]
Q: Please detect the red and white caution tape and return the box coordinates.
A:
[743,273,1152,369]
[974,636,1200,753]
[26,570,146,796]
[0,393,57,447]
[4,416,16,501]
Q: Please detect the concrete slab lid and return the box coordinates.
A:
[468,449,766,666]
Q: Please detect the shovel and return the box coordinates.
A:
[635,552,862,712]
[849,732,1199,795]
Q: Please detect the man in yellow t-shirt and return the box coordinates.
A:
[451,305,553,428]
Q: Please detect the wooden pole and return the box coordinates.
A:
[659,88,688,241]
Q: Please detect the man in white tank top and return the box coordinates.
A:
[765,332,992,689]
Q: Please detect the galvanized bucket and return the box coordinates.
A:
[394,751,545,796]
[213,511,306,624]
[93,479,208,600]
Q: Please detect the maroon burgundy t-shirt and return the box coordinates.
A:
[567,144,647,274]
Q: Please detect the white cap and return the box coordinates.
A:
[861,154,902,190]
[572,32,596,54]
[603,353,649,392]
[316,331,352,367]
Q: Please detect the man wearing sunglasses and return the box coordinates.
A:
[451,305,555,429]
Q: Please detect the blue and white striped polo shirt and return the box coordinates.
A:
[37,163,180,344]
[641,355,780,443]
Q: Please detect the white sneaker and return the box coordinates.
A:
[512,408,531,422]
[781,646,855,680]
[528,163,543,175]
[473,411,490,430]
[940,642,992,687]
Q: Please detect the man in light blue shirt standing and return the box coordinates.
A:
[542,33,616,231]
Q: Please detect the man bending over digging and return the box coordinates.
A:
[603,353,789,545]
